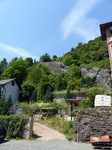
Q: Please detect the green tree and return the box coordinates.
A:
[37,81,50,101]
[1,58,29,84]
[65,87,71,101]
[56,75,62,91]
[85,76,93,87]
[80,77,85,87]
[44,86,53,102]
[0,58,8,75]
[21,82,35,103]
[40,53,51,62]
[25,57,33,66]
[52,55,57,61]
[26,66,42,86]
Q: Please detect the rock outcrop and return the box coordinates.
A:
[81,67,111,90]
[81,67,100,79]
[42,62,68,74]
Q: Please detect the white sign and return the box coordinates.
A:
[95,95,111,107]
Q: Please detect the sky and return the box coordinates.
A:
[0,0,111,62]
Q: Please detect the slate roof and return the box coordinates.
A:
[0,78,16,85]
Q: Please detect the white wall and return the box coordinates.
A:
[3,81,19,104]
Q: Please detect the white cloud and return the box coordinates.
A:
[61,0,101,42]
[0,43,38,60]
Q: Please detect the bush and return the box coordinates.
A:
[0,115,29,139]
[53,90,66,99]
[62,121,74,141]
[0,115,10,129]
[0,97,12,115]
[78,99,94,108]
[65,87,71,101]
[78,87,108,108]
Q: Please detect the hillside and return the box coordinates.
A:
[0,36,111,105]
[56,37,110,70]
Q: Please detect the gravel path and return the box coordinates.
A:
[0,123,93,150]
[0,140,93,150]
[33,122,66,141]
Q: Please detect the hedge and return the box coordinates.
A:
[0,114,29,139]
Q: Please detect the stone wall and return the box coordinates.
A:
[23,117,34,139]
[74,108,112,142]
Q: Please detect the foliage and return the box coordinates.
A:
[83,58,110,70]
[0,58,8,75]
[44,86,53,102]
[53,90,66,99]
[37,81,50,101]
[0,97,12,115]
[52,55,57,61]
[30,89,37,102]
[65,65,81,90]
[65,87,71,101]
[0,58,30,84]
[0,115,10,129]
[62,121,74,141]
[26,64,51,88]
[40,53,51,62]
[0,36,110,103]
[6,115,29,139]
[87,87,107,102]
[78,87,107,108]
[78,99,94,108]
[21,82,36,103]
[25,57,33,66]
[26,66,43,87]
[80,76,93,88]
[58,37,109,69]
[0,115,29,139]
[56,75,63,91]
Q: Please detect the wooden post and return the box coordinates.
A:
[71,101,73,121]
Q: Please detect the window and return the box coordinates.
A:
[11,80,15,86]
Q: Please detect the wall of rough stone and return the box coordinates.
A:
[23,117,34,139]
[74,108,112,142]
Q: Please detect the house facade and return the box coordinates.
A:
[0,78,19,104]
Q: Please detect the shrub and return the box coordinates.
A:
[0,115,29,139]
[62,121,74,141]
[53,90,66,99]
[0,97,12,115]
[65,87,71,101]
[78,99,94,108]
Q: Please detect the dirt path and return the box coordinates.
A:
[33,122,66,141]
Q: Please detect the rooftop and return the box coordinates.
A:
[100,21,112,41]
[0,78,16,85]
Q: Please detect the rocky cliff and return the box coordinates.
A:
[42,62,68,74]
[81,67,111,90]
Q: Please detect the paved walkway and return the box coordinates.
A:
[0,140,93,150]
